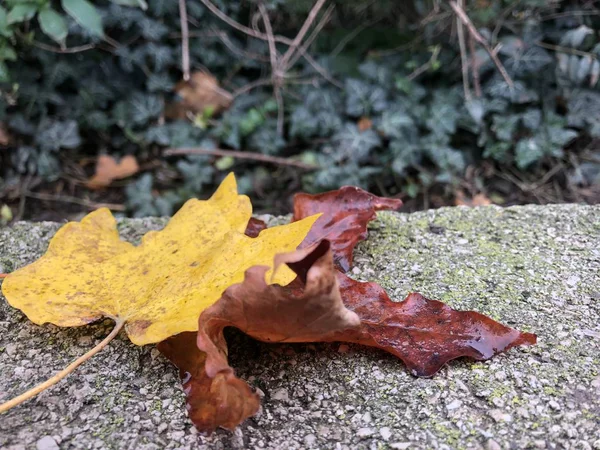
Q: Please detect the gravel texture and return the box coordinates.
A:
[0,204,599,449]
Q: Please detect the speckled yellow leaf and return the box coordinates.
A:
[1,173,319,345]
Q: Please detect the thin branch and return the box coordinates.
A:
[31,42,96,54]
[330,18,380,58]
[232,77,274,97]
[368,35,424,58]
[164,148,319,170]
[0,320,125,413]
[286,4,335,70]
[257,1,283,136]
[258,2,278,74]
[449,0,514,89]
[300,51,343,88]
[540,10,600,21]
[179,0,190,81]
[406,46,441,81]
[536,41,597,58]
[25,191,126,211]
[468,33,482,97]
[456,0,472,101]
[279,0,328,69]
[198,0,292,45]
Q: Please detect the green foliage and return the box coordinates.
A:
[1,0,599,217]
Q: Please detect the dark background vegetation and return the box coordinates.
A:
[0,0,599,222]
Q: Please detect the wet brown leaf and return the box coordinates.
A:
[159,241,360,432]
[293,187,402,271]
[334,273,537,377]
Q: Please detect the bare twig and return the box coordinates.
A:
[456,0,472,101]
[449,0,514,89]
[164,147,319,170]
[468,33,482,97]
[257,1,284,136]
[179,0,190,80]
[198,0,341,88]
[368,35,424,58]
[287,4,335,69]
[232,77,274,97]
[279,0,327,69]
[330,18,380,58]
[0,320,125,413]
[407,46,441,81]
[540,10,600,21]
[25,191,126,211]
[536,41,597,58]
[31,42,96,54]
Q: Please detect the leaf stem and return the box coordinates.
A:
[0,319,125,413]
[0,274,8,278]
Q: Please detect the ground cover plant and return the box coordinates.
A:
[0,0,599,222]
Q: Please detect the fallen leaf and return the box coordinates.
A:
[334,273,537,377]
[294,186,536,376]
[159,241,360,432]
[2,173,320,345]
[165,72,233,120]
[86,155,139,190]
[293,187,402,271]
[455,189,493,207]
[158,332,260,432]
[0,122,11,146]
[357,117,373,132]
[244,217,267,238]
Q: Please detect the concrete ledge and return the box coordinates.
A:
[1,204,599,449]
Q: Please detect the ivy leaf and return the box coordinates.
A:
[110,0,148,11]
[331,123,381,163]
[1,174,320,345]
[0,6,11,37]
[7,3,38,24]
[61,0,104,37]
[515,138,543,169]
[38,8,68,44]
[35,120,81,152]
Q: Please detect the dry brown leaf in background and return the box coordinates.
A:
[357,117,373,131]
[454,189,493,207]
[165,72,233,120]
[0,122,11,146]
[86,155,139,190]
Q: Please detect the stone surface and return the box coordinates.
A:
[1,204,599,449]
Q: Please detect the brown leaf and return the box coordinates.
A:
[165,72,233,120]
[357,117,373,131]
[198,241,360,377]
[244,217,267,238]
[455,190,493,207]
[157,333,259,432]
[86,155,139,190]
[334,273,537,377]
[294,186,535,375]
[159,241,359,432]
[0,122,11,146]
[293,187,402,272]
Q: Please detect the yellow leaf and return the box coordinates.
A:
[1,173,319,345]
